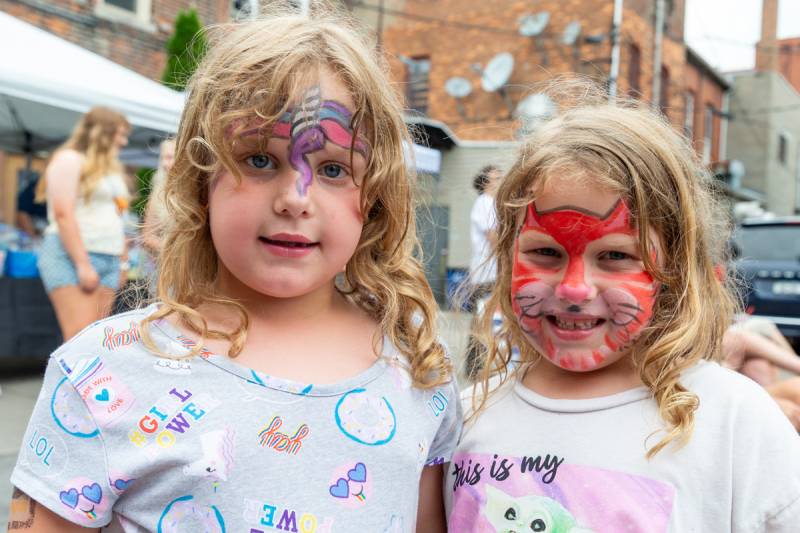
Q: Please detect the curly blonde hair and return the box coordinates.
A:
[140,4,449,389]
[473,83,738,457]
[36,106,129,201]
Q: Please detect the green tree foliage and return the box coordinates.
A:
[161,8,206,90]
[131,9,206,219]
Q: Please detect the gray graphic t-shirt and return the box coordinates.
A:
[12,305,462,532]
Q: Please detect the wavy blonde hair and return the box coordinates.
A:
[140,4,449,389]
[473,82,738,457]
[36,106,129,202]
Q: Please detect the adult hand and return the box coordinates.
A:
[76,262,100,292]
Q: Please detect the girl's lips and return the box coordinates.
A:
[259,235,319,258]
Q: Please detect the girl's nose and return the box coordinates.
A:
[273,170,312,217]
[555,283,593,303]
[555,257,596,304]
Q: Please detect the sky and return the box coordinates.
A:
[685,0,800,72]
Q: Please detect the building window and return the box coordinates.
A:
[628,43,641,97]
[684,91,695,140]
[106,0,135,10]
[778,132,789,165]
[96,0,152,26]
[660,65,670,112]
[405,56,430,115]
[703,104,714,164]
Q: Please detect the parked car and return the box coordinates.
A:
[732,217,800,346]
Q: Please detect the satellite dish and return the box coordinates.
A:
[515,93,556,123]
[445,77,472,98]
[481,52,514,93]
[518,12,550,37]
[561,21,582,45]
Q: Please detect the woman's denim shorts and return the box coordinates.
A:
[38,234,121,293]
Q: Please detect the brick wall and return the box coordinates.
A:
[379,0,688,141]
[0,0,227,81]
[756,37,800,95]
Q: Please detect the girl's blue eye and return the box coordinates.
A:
[321,163,345,179]
[534,248,560,257]
[247,155,274,169]
[603,251,630,260]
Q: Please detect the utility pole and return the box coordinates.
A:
[608,0,624,100]
[651,0,666,110]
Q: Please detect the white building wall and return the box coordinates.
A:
[433,142,519,269]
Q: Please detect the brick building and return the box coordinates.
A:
[0,0,229,81]
[365,0,725,150]
[352,0,730,294]
[756,0,800,95]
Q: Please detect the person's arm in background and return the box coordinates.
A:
[7,487,99,533]
[726,328,800,375]
[47,150,98,292]
[141,192,162,254]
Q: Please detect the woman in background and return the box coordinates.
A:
[36,106,130,340]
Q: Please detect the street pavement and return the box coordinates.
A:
[0,310,473,527]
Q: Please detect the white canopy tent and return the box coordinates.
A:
[0,11,184,167]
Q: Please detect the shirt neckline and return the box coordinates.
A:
[143,303,391,397]
[512,361,711,413]
[512,378,651,413]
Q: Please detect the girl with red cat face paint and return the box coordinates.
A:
[511,179,660,375]
[445,89,800,533]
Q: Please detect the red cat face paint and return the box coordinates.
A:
[512,196,658,372]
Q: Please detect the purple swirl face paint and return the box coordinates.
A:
[265,85,369,196]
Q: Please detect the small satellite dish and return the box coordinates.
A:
[518,12,550,37]
[515,93,556,122]
[481,52,514,93]
[445,77,472,99]
[561,21,582,45]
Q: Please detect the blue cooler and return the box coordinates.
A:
[5,249,39,278]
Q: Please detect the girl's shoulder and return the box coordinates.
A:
[682,361,791,426]
[50,305,161,369]
[51,148,85,166]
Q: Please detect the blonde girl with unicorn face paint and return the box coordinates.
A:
[10,4,460,532]
[445,81,800,532]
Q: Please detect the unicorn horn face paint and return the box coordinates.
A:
[511,182,659,372]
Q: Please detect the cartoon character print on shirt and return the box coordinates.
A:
[157,495,225,533]
[511,200,658,371]
[183,427,236,482]
[328,462,371,507]
[334,388,397,446]
[448,452,673,533]
[484,485,595,533]
[57,355,135,427]
[58,477,112,526]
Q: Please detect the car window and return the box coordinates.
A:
[736,225,800,262]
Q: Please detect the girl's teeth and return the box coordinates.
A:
[555,318,598,330]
